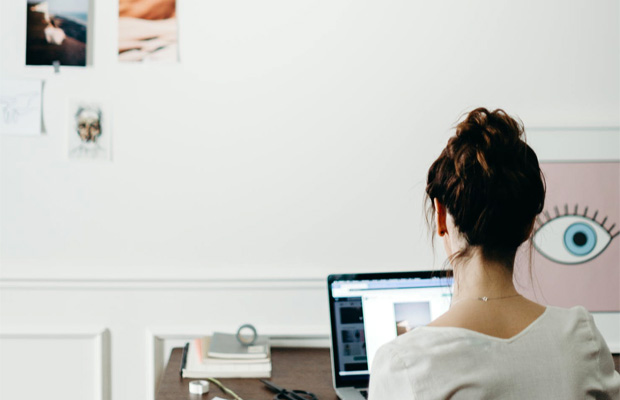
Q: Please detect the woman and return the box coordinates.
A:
[369,108,620,399]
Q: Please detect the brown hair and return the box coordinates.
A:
[426,108,545,268]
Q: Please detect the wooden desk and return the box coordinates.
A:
[156,347,339,400]
[157,348,620,400]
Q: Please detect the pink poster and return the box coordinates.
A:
[516,162,620,312]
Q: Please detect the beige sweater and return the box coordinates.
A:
[369,306,619,399]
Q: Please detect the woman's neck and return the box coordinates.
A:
[451,251,518,301]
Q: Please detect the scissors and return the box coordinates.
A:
[260,379,318,400]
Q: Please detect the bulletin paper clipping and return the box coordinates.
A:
[118,0,178,62]
[26,0,89,66]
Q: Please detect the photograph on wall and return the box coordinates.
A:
[118,0,178,62]
[393,302,431,336]
[516,162,620,312]
[67,100,110,161]
[26,0,89,66]
[0,79,43,136]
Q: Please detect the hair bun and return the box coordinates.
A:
[426,107,545,261]
[457,108,523,148]
[451,108,525,177]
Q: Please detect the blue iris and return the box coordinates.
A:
[564,222,597,256]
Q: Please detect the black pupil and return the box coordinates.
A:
[573,232,587,246]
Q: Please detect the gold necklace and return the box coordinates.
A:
[451,293,521,306]
[477,294,521,302]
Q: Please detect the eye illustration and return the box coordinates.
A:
[533,205,618,265]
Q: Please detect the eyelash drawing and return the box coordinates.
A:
[532,203,618,265]
[536,204,619,240]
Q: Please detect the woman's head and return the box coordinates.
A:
[426,108,545,268]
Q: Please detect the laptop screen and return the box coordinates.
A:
[327,271,453,388]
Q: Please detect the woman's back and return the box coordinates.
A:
[369,109,619,399]
[369,306,620,399]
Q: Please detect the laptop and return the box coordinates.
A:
[327,270,453,399]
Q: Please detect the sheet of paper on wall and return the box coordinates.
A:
[0,79,43,136]
[118,0,179,62]
[67,99,111,161]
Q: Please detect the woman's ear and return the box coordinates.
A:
[434,198,448,237]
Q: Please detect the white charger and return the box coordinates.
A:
[189,380,210,395]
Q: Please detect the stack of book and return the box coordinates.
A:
[182,333,272,378]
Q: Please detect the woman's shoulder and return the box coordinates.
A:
[386,305,594,352]
[542,305,597,331]
[545,304,590,318]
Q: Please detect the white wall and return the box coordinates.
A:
[1,1,618,400]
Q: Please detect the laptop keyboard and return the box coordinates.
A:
[360,390,368,399]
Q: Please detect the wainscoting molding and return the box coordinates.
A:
[146,325,330,400]
[0,277,325,291]
[591,312,620,353]
[0,326,111,400]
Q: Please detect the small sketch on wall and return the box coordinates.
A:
[0,79,43,136]
[517,162,620,312]
[26,0,89,66]
[68,101,110,161]
[118,0,178,62]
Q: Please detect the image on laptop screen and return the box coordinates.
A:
[328,271,453,387]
